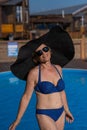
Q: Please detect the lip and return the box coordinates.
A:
[42,53,49,57]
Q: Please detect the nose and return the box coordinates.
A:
[41,51,48,57]
[42,50,46,55]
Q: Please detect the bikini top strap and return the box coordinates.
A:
[38,65,41,83]
[53,65,62,78]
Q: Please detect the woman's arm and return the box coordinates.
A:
[60,90,74,123]
[9,69,36,130]
[56,65,74,123]
[60,90,69,112]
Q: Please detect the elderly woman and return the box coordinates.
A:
[9,42,74,130]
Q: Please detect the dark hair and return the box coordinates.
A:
[32,53,40,65]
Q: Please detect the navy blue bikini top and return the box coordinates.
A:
[34,65,65,94]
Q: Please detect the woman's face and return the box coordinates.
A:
[35,44,51,63]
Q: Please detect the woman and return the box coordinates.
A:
[9,43,74,130]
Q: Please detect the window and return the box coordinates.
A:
[25,9,29,23]
[16,6,22,23]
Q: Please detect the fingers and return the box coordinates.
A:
[9,119,20,130]
[66,116,74,123]
[9,122,17,130]
[9,124,16,130]
[65,111,74,123]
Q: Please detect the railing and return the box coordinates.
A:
[0,35,87,62]
[69,31,82,39]
[73,35,87,60]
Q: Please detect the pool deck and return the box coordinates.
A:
[64,59,87,69]
[0,59,87,72]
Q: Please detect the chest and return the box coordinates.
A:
[40,69,61,84]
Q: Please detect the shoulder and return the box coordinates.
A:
[27,66,39,83]
[55,64,62,75]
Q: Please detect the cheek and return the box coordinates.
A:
[43,52,51,59]
[49,52,51,58]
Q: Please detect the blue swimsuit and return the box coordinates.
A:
[35,65,65,121]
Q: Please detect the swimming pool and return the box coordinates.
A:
[0,69,87,130]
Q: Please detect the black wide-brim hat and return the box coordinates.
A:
[10,25,75,80]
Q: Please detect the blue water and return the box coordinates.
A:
[0,69,87,130]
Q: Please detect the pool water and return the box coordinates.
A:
[0,69,87,130]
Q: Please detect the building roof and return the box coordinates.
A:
[31,3,87,16]
[0,0,22,5]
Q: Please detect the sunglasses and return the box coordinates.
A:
[35,46,49,56]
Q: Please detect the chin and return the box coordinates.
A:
[40,55,51,63]
[42,59,50,63]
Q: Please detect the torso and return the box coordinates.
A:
[34,64,65,109]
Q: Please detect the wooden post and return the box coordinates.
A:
[29,31,32,40]
[0,7,2,37]
[80,34,86,60]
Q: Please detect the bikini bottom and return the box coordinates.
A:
[36,106,64,121]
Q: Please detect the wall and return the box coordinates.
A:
[0,40,28,62]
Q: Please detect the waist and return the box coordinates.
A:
[36,92,63,109]
[36,106,64,114]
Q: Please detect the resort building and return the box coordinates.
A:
[0,0,29,39]
[0,1,87,39]
[30,3,87,38]
[0,1,87,62]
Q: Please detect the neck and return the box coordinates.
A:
[40,61,52,68]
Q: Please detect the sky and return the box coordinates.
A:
[29,0,87,13]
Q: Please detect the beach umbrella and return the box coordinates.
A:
[10,25,75,80]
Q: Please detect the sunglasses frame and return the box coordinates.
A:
[35,46,50,57]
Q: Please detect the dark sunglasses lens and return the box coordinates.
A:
[43,47,49,52]
[36,50,43,56]
[36,47,49,57]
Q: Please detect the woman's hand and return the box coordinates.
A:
[9,119,20,130]
[65,110,74,123]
